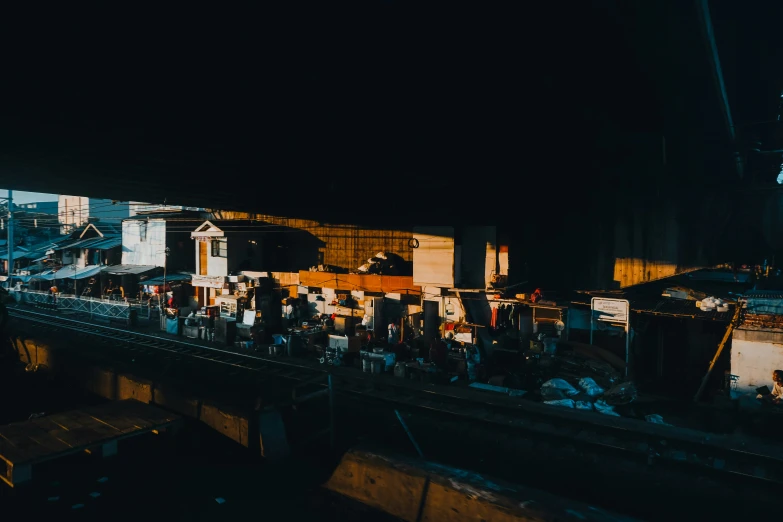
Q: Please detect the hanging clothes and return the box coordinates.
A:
[501,304,511,328]
[491,306,498,329]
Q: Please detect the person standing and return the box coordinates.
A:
[387,319,399,345]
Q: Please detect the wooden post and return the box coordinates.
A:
[694,304,742,402]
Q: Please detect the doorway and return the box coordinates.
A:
[199,242,207,275]
[423,300,439,341]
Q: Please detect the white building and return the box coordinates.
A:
[121,213,203,271]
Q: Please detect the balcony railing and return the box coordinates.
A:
[11,289,157,321]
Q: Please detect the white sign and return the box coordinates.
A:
[191,275,227,289]
[591,297,629,324]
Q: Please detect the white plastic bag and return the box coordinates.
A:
[594,400,620,416]
[541,378,579,396]
[578,377,605,398]
[645,414,671,426]
[544,399,575,408]
[575,401,594,411]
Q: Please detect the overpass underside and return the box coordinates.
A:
[0,2,779,289]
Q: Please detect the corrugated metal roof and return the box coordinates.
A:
[101,264,157,275]
[54,239,87,251]
[629,298,735,322]
[141,273,192,285]
[53,265,103,280]
[29,269,59,281]
[743,290,783,300]
[79,237,121,250]
[55,236,121,251]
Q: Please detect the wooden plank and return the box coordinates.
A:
[57,412,121,439]
[13,423,73,453]
[0,401,182,482]
[21,430,71,454]
[54,410,120,438]
[23,418,77,449]
[51,427,103,448]
[0,436,28,464]
[34,417,73,434]
[88,414,146,434]
[46,412,89,432]
[0,429,50,462]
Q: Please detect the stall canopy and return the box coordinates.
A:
[101,265,157,276]
[53,265,103,280]
[0,275,32,283]
[29,269,59,281]
[141,273,192,286]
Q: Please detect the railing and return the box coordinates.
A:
[10,290,150,321]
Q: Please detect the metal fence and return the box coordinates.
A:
[10,290,155,321]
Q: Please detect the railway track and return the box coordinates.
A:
[8,306,783,488]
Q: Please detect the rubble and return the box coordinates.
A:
[537,356,634,418]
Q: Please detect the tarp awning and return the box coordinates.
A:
[54,265,103,280]
[29,269,58,281]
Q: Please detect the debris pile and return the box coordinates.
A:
[541,377,637,417]
[308,264,338,273]
[696,296,729,313]
[355,252,407,276]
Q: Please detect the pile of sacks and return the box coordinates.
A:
[697,296,729,313]
[540,377,637,416]
[356,252,405,276]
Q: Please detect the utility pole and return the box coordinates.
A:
[6,190,13,278]
[163,246,170,307]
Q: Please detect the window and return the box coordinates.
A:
[211,239,227,258]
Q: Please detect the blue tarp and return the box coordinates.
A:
[166,318,180,335]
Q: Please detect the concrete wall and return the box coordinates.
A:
[731,328,783,396]
[9,334,291,459]
[325,448,623,522]
[211,211,414,272]
[413,227,455,288]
